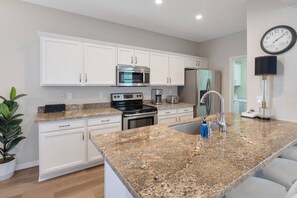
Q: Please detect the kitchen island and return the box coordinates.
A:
[92,113,297,198]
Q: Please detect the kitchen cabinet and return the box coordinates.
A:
[168,55,185,85]
[150,53,185,86]
[185,57,208,69]
[150,52,169,85]
[40,37,83,86]
[88,116,122,162]
[118,48,149,66]
[233,63,241,86]
[38,115,121,181]
[40,36,117,86]
[157,106,193,124]
[84,43,117,85]
[105,161,134,198]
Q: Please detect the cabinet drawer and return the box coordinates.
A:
[158,115,177,124]
[88,115,121,126]
[158,108,177,116]
[177,107,193,114]
[39,119,85,133]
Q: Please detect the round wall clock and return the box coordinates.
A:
[260,25,297,55]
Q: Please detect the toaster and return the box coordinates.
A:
[166,95,180,104]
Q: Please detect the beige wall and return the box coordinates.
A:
[247,0,297,122]
[197,31,247,111]
[0,0,201,166]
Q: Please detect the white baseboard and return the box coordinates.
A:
[16,160,39,171]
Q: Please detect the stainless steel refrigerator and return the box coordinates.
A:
[178,69,221,117]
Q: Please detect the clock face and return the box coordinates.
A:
[261,25,297,54]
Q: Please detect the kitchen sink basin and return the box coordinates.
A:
[170,120,220,135]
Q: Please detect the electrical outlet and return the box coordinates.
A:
[256,96,262,105]
[66,92,72,100]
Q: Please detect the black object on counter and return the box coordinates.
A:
[44,104,66,113]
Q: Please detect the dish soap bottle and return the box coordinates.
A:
[200,118,208,138]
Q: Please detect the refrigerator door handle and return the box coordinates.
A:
[206,79,211,115]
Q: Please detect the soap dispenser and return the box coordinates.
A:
[200,118,209,138]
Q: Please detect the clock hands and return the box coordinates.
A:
[273,32,287,44]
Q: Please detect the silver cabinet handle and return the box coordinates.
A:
[131,57,133,64]
[79,74,82,83]
[85,74,88,83]
[89,133,91,139]
[167,77,169,84]
[58,124,70,128]
[135,57,138,64]
[82,132,84,141]
[101,119,110,122]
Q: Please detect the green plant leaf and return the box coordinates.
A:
[6,136,25,152]
[7,119,23,126]
[10,87,16,100]
[6,127,21,139]
[13,94,27,100]
[0,96,6,101]
[10,114,24,120]
[9,103,19,116]
[0,103,10,119]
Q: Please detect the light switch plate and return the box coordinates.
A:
[256,96,262,105]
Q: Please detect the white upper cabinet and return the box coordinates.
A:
[117,48,134,65]
[84,43,117,86]
[168,55,185,85]
[150,52,169,85]
[41,37,82,86]
[185,57,208,69]
[134,50,150,66]
[117,48,149,66]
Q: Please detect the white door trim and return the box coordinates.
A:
[229,55,247,112]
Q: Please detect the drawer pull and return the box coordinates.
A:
[184,109,189,112]
[165,112,171,114]
[89,133,91,139]
[101,119,110,122]
[58,124,70,128]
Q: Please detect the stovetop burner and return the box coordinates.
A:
[111,93,157,115]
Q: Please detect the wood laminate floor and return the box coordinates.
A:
[0,165,104,198]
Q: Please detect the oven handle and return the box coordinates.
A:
[124,111,157,117]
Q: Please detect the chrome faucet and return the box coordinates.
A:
[200,90,227,132]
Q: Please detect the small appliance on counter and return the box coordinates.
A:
[151,89,163,104]
[166,95,180,104]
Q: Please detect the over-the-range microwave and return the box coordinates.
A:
[116,65,150,87]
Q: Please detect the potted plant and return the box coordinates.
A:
[0,87,26,181]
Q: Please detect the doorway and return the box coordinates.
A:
[229,56,247,114]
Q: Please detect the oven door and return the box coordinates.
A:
[123,112,157,130]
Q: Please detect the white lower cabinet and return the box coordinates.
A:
[105,161,134,198]
[39,115,121,181]
[87,123,121,163]
[158,106,194,124]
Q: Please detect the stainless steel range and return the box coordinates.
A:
[111,93,158,130]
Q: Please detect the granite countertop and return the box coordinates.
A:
[92,113,297,198]
[36,107,122,122]
[147,102,194,110]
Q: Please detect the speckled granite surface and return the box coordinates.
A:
[92,113,297,198]
[36,107,122,122]
[146,102,194,110]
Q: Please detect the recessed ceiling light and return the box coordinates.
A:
[155,0,163,5]
[195,14,203,20]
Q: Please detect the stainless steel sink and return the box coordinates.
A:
[170,120,220,135]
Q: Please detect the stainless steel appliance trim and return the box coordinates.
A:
[123,113,158,130]
[124,111,157,117]
[116,65,150,87]
[111,93,143,101]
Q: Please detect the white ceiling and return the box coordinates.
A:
[23,0,248,42]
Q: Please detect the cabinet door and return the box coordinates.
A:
[185,58,198,69]
[158,115,177,124]
[88,123,121,163]
[41,37,82,86]
[39,128,85,174]
[150,52,169,85]
[169,55,185,86]
[118,48,134,65]
[198,58,208,69]
[84,44,117,86]
[134,50,149,66]
[178,113,194,121]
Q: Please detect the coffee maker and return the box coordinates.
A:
[151,89,163,104]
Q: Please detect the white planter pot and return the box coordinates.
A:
[0,158,16,181]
